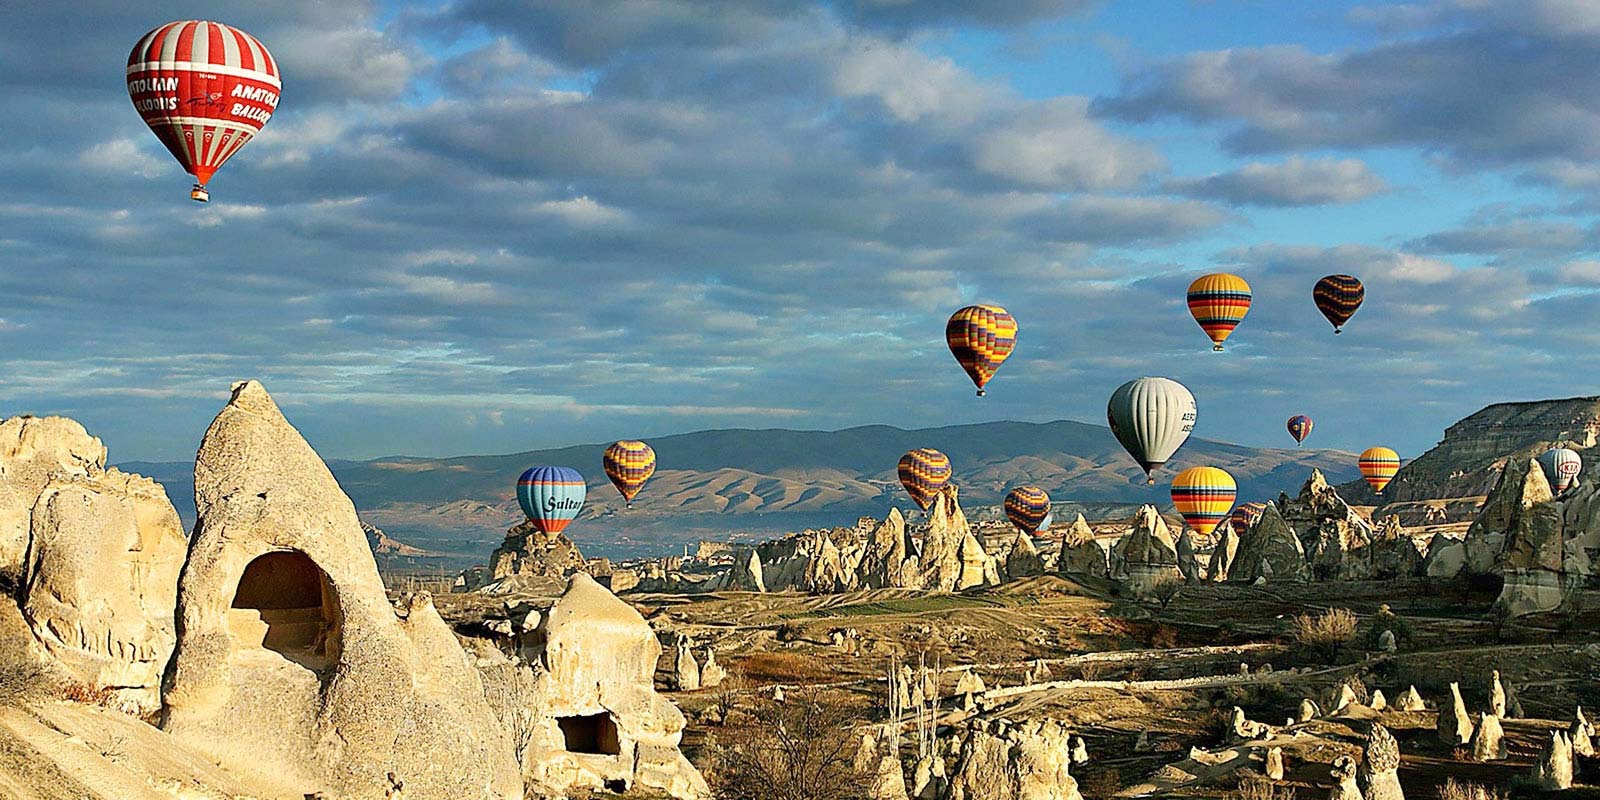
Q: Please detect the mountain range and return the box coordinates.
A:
[122,418,1356,561]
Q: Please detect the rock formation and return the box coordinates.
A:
[1489,670,1507,718]
[363,522,430,557]
[1485,458,1586,616]
[1057,514,1108,578]
[161,381,523,799]
[1328,755,1363,800]
[856,509,920,589]
[1370,689,1387,711]
[1363,724,1403,800]
[1004,532,1045,579]
[1114,506,1183,596]
[674,636,701,691]
[1265,746,1284,781]
[1229,503,1308,583]
[1298,698,1321,722]
[1437,682,1474,746]
[699,647,727,689]
[1175,529,1200,582]
[489,520,587,586]
[943,719,1081,800]
[0,415,108,576]
[1279,470,1375,580]
[721,548,767,592]
[1532,730,1574,790]
[1470,713,1506,761]
[1368,516,1425,579]
[1573,707,1595,757]
[1395,686,1426,712]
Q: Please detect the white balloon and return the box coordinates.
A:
[1108,377,1196,483]
[1539,447,1583,493]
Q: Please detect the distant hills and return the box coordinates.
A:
[124,418,1357,559]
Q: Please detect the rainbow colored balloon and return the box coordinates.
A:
[1170,466,1237,537]
[516,466,586,534]
[1004,485,1052,536]
[1186,273,1252,351]
[897,448,951,511]
[946,305,1017,396]
[1286,415,1313,446]
[603,440,656,508]
[1230,501,1269,536]
[1359,447,1401,494]
[1314,274,1365,333]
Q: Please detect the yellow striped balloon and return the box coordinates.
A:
[1186,273,1252,351]
[897,448,951,511]
[1359,447,1400,494]
[603,440,656,508]
[1170,466,1237,537]
[1004,485,1052,536]
[946,304,1017,396]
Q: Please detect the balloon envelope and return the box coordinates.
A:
[603,441,656,507]
[1539,447,1583,493]
[1004,486,1052,535]
[127,21,280,197]
[1287,415,1314,446]
[1171,466,1237,537]
[1359,447,1401,494]
[1230,501,1269,536]
[897,448,951,511]
[1107,377,1196,482]
[1186,273,1252,351]
[946,305,1017,396]
[1313,274,1365,333]
[516,466,586,533]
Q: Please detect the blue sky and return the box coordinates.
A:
[2,0,1599,463]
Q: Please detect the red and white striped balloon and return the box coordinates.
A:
[127,20,280,200]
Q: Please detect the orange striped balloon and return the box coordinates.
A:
[603,440,656,508]
[1004,485,1052,536]
[1359,447,1401,494]
[1186,273,1252,351]
[897,448,951,511]
[946,305,1017,396]
[1170,466,1237,537]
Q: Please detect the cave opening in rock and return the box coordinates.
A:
[229,550,341,670]
[558,713,621,755]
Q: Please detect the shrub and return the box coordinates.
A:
[1150,578,1183,610]
[1077,767,1122,799]
[1437,778,1505,800]
[1289,608,1358,663]
[1233,775,1295,800]
[706,692,871,800]
[0,647,52,704]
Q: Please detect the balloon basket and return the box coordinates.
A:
[1212,344,1224,352]
[1334,327,1342,334]
[190,185,209,203]
[976,389,986,397]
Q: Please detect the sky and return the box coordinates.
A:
[2,0,1600,463]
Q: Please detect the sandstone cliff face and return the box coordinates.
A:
[161,381,521,799]
[1340,396,1600,508]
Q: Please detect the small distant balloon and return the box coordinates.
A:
[1359,447,1401,494]
[1539,447,1583,493]
[1107,377,1197,484]
[1286,415,1314,446]
[127,20,280,202]
[1186,273,1252,351]
[1171,466,1237,537]
[1313,274,1365,333]
[516,466,586,534]
[946,305,1017,396]
[603,440,656,508]
[1230,501,1269,536]
[897,448,951,511]
[1004,486,1052,536]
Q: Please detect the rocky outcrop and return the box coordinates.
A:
[161,381,522,799]
[490,521,585,585]
[1279,470,1375,580]
[1471,714,1506,761]
[1229,503,1308,583]
[0,416,108,577]
[1363,724,1403,800]
[1368,516,1424,579]
[1438,682,1473,746]
[1004,532,1045,579]
[21,464,186,714]
[718,548,767,593]
[1113,506,1182,596]
[363,522,430,557]
[1328,755,1362,800]
[1057,515,1107,578]
[1206,524,1238,581]
[943,719,1081,800]
[1478,459,1587,616]
[857,509,920,589]
[1532,730,1574,790]
[1174,530,1199,582]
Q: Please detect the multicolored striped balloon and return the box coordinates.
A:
[1314,274,1365,333]
[1359,447,1401,494]
[603,440,656,508]
[946,305,1017,396]
[517,466,586,534]
[897,448,951,511]
[1171,466,1237,537]
[1230,501,1269,536]
[1004,485,1052,536]
[1286,415,1313,446]
[1186,273,1252,351]
[127,21,280,201]
[1539,447,1583,493]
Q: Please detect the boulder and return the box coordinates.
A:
[1395,686,1426,712]
[1298,699,1320,722]
[0,415,107,576]
[161,381,522,800]
[1229,503,1308,583]
[19,466,185,715]
[1370,689,1387,711]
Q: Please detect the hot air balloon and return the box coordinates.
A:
[1171,467,1237,537]
[946,305,1017,396]
[1359,447,1401,494]
[1287,415,1314,446]
[1539,447,1583,493]
[1107,377,1196,484]
[1186,273,1252,351]
[1004,486,1052,536]
[127,21,280,202]
[516,466,586,533]
[897,448,951,511]
[1313,275,1365,333]
[603,440,656,508]
[1229,501,1269,536]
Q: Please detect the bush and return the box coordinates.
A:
[1289,608,1358,663]
[1437,778,1505,800]
[1077,766,1123,799]
[1233,776,1295,800]
[1150,578,1183,610]
[0,647,52,705]
[706,692,871,800]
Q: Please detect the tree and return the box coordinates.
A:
[707,691,873,800]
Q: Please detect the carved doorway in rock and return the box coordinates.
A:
[558,712,621,755]
[229,550,341,670]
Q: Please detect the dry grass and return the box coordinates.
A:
[0,646,52,704]
[735,652,836,684]
[1437,778,1505,800]
[1289,607,1358,662]
[1233,776,1296,800]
